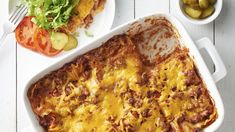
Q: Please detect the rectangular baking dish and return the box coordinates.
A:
[24,13,227,131]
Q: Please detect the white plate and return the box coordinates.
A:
[8,0,115,58]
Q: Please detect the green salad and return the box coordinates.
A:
[21,0,80,30]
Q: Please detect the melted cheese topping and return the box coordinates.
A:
[66,0,106,33]
[155,56,193,116]
[28,35,217,132]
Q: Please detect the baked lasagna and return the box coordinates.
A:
[28,30,217,131]
[65,0,106,33]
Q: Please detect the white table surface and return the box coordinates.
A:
[0,0,234,131]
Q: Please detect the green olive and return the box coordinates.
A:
[183,0,198,6]
[189,4,201,9]
[182,0,188,4]
[188,0,198,5]
[184,5,203,19]
[208,0,217,5]
[199,0,209,9]
[200,6,215,18]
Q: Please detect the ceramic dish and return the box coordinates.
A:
[24,13,226,131]
[176,0,223,25]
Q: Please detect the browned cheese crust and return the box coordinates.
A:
[28,28,217,132]
[63,0,106,33]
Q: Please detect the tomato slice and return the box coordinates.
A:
[33,28,61,56]
[15,16,38,51]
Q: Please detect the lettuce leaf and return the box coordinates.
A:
[22,0,80,30]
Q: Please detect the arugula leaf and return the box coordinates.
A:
[22,0,80,30]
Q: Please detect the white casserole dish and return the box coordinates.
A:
[24,13,227,131]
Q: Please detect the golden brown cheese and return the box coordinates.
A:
[151,49,217,131]
[64,0,106,33]
[28,34,217,132]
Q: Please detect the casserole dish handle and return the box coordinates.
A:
[196,37,227,83]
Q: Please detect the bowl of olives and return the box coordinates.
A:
[177,0,222,24]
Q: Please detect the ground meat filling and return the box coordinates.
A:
[28,33,217,131]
